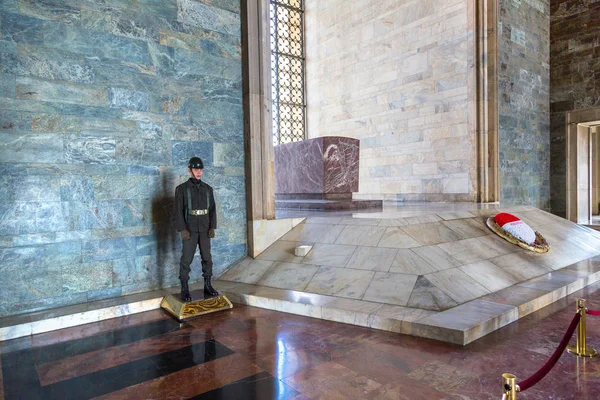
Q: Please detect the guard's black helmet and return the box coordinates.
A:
[188,157,203,169]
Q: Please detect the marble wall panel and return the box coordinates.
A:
[0,176,13,204]
[0,72,16,98]
[0,262,63,304]
[122,199,152,227]
[0,98,123,120]
[171,141,214,167]
[213,142,244,167]
[0,292,88,319]
[82,237,136,262]
[0,0,245,317]
[0,46,95,84]
[0,133,65,163]
[189,99,243,123]
[59,176,95,202]
[87,286,123,302]
[167,120,243,143]
[65,136,117,165]
[44,24,153,65]
[41,241,82,267]
[0,202,37,235]
[109,88,150,112]
[92,175,159,200]
[498,0,550,209]
[549,0,600,216]
[18,0,81,23]
[159,28,241,60]
[177,0,240,36]
[33,204,68,235]
[0,109,33,131]
[116,138,172,166]
[12,233,56,247]
[173,48,242,82]
[304,0,474,201]
[16,76,108,106]
[13,175,61,202]
[1,12,45,45]
[62,261,113,294]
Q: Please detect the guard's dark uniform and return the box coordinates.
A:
[174,178,216,281]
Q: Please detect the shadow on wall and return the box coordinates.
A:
[151,172,179,290]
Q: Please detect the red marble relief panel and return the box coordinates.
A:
[323,136,359,194]
[274,136,359,195]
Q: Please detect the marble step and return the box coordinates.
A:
[217,257,600,345]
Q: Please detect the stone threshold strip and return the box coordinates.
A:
[0,284,201,342]
[1,260,599,344]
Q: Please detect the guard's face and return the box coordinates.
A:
[189,168,203,179]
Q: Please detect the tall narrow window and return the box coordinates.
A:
[270,0,306,145]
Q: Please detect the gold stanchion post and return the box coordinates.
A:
[567,299,598,358]
[502,373,518,400]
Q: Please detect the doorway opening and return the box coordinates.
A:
[566,108,600,226]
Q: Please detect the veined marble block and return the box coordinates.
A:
[274,137,359,198]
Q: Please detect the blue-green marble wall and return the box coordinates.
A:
[0,0,246,317]
[498,0,550,209]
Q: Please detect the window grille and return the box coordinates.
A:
[269,0,306,145]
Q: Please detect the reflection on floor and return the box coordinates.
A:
[2,281,600,399]
[221,203,600,344]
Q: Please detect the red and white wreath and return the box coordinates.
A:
[493,213,536,245]
[485,212,549,252]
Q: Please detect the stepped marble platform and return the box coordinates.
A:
[219,205,600,344]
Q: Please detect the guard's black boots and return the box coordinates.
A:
[180,279,192,302]
[203,276,219,297]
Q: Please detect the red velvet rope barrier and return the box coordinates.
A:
[518,313,581,392]
[586,309,600,317]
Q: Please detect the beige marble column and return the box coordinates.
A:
[470,0,499,203]
[592,126,600,216]
[576,124,591,224]
[565,108,600,223]
[242,0,276,256]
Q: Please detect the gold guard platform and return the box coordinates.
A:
[161,294,233,321]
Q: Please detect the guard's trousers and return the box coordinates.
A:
[179,231,213,281]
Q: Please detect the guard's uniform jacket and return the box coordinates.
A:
[174,178,217,233]
[174,178,217,280]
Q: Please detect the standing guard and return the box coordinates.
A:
[174,156,219,302]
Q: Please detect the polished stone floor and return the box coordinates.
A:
[2,281,600,399]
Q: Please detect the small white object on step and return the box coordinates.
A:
[295,245,312,257]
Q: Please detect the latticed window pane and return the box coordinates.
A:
[270,0,306,145]
[277,104,305,144]
[275,0,302,8]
